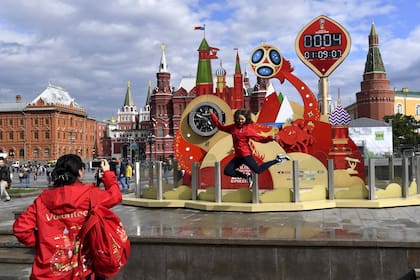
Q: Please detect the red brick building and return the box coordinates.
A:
[0,84,96,163]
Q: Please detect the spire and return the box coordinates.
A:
[337,88,341,106]
[146,80,152,105]
[196,37,218,95]
[123,80,134,106]
[234,48,241,72]
[159,43,168,73]
[363,22,386,74]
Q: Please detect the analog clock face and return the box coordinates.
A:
[188,102,224,137]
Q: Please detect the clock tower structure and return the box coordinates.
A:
[356,23,394,121]
[150,44,174,160]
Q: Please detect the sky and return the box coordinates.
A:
[0,0,419,121]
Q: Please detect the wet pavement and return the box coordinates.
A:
[2,170,420,246]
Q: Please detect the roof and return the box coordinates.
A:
[30,84,81,108]
[0,100,27,112]
[349,117,389,127]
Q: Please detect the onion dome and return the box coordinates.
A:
[329,96,351,125]
[215,61,226,76]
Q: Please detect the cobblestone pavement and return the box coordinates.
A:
[2,170,420,245]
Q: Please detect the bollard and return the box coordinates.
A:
[148,160,154,187]
[157,161,163,200]
[368,158,376,200]
[402,157,409,198]
[327,159,334,200]
[417,156,420,194]
[191,162,200,200]
[388,156,395,181]
[173,160,179,189]
[252,173,259,204]
[411,156,416,183]
[292,160,300,202]
[135,161,141,198]
[214,161,222,203]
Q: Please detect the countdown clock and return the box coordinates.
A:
[188,102,224,137]
[295,15,351,77]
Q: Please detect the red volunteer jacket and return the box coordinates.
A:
[210,112,274,157]
[13,171,122,280]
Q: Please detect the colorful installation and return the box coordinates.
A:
[174,41,365,194]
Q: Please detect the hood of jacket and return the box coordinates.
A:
[39,182,94,215]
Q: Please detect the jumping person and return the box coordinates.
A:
[210,109,290,186]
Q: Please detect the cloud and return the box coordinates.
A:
[0,0,419,120]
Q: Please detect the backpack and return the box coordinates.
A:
[77,197,131,279]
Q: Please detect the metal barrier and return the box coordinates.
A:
[133,156,420,202]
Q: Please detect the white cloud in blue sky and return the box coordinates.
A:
[0,0,419,120]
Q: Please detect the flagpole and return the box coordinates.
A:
[203,24,206,37]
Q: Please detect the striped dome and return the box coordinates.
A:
[329,104,351,125]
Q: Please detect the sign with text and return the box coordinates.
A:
[295,15,351,77]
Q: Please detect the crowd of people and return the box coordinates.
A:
[0,155,180,202]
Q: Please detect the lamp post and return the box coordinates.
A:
[147,134,155,185]
[147,134,155,161]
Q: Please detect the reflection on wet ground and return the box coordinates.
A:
[3,195,420,244]
[111,204,420,243]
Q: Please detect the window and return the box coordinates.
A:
[0,131,2,140]
[34,131,39,139]
[45,118,49,125]
[396,104,403,114]
[375,131,384,141]
[19,149,24,157]
[20,119,23,125]
[34,118,38,125]
[9,131,13,140]
[44,148,50,157]
[20,131,24,140]
[34,148,40,158]
[9,119,13,125]
[45,131,50,139]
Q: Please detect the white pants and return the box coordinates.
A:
[0,180,10,200]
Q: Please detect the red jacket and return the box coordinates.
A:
[13,171,122,280]
[210,112,274,157]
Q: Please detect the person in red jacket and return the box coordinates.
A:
[210,109,290,186]
[13,154,122,280]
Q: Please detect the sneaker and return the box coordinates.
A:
[247,175,253,187]
[276,154,291,163]
[5,198,10,202]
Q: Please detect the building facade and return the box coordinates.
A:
[109,40,272,162]
[0,84,96,163]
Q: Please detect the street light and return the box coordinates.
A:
[147,134,155,161]
[127,137,134,164]
[147,134,155,185]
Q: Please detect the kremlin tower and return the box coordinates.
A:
[356,22,394,121]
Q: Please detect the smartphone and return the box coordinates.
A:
[92,160,102,168]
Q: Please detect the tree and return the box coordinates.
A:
[384,113,420,152]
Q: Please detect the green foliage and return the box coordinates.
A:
[384,113,420,150]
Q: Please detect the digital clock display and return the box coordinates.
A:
[303,33,342,48]
[295,15,351,77]
[304,49,342,59]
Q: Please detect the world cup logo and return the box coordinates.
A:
[249,44,283,78]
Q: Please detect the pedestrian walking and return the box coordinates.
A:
[0,157,11,201]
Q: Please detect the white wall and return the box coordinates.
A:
[349,126,393,157]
